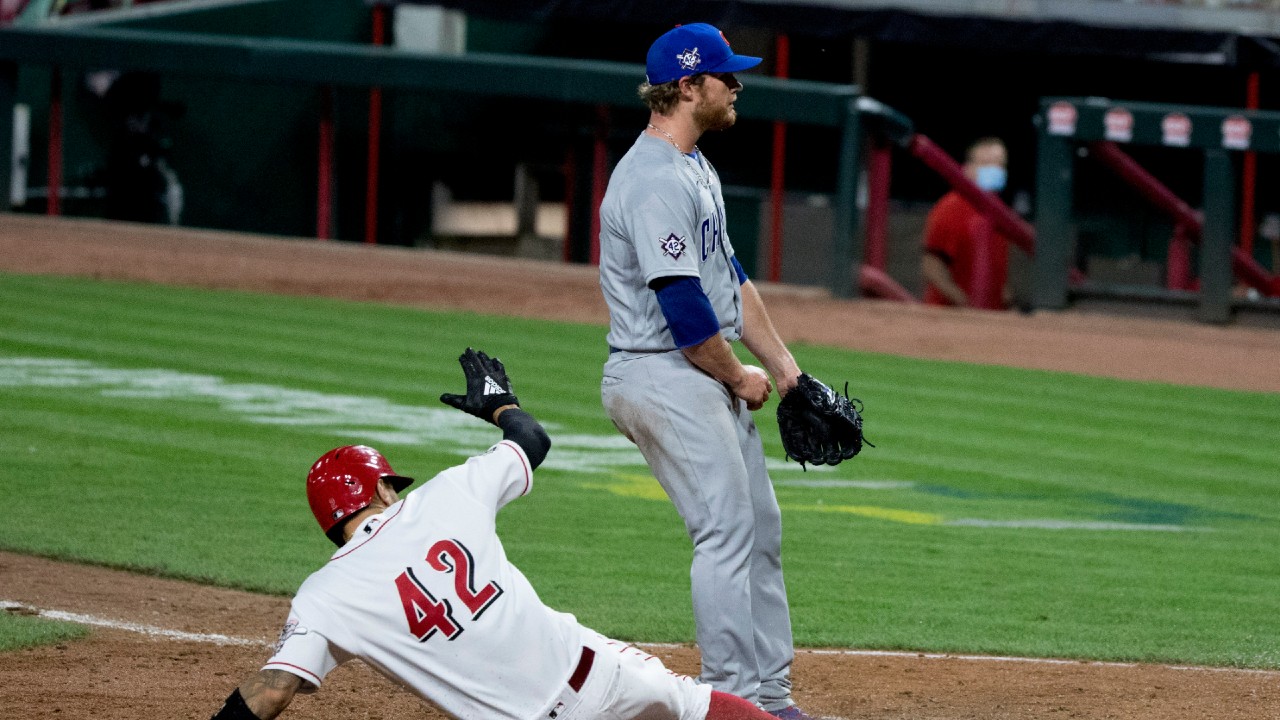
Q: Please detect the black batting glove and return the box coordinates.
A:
[440,347,519,424]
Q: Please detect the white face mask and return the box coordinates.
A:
[975,165,1007,192]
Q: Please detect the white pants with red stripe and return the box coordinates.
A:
[545,632,712,720]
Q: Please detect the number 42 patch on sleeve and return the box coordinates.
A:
[660,233,687,259]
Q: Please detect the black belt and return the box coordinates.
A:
[568,646,595,692]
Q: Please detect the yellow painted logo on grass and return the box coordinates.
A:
[581,474,1196,532]
[582,473,669,501]
[585,474,940,525]
[781,503,943,525]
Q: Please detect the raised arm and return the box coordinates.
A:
[441,348,551,469]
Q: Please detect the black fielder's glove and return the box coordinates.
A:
[440,347,519,424]
[776,373,871,470]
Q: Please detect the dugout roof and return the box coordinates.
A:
[389,0,1280,69]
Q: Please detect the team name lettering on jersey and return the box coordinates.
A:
[394,538,504,642]
[699,211,723,262]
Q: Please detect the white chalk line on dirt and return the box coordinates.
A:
[643,643,1280,678]
[7,600,1274,678]
[0,601,271,648]
[801,648,1280,676]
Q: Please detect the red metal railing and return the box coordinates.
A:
[364,3,388,245]
[767,34,790,283]
[1087,141,1279,297]
[317,86,334,240]
[47,68,62,217]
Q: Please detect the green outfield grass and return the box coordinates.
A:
[1,271,1278,668]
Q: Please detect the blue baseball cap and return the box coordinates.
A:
[645,23,762,85]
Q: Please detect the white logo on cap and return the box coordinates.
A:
[677,47,701,71]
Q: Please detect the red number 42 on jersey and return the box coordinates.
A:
[394,538,504,641]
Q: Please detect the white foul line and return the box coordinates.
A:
[5,600,1277,677]
[798,648,1280,676]
[638,643,1280,677]
[0,600,270,648]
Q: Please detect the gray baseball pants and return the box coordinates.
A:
[602,349,795,711]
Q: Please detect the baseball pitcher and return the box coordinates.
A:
[597,22,827,720]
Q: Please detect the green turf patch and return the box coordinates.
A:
[0,611,90,652]
[1,272,1278,668]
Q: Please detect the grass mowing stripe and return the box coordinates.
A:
[838,343,1280,410]
[861,447,1274,518]
[0,278,607,422]
[2,272,1279,667]
[853,369,1280,431]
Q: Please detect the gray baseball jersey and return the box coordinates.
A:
[599,133,743,352]
[598,132,796,710]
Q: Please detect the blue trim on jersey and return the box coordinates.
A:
[654,276,720,348]
[730,255,748,285]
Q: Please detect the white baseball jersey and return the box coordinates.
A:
[264,440,711,720]
[599,133,744,352]
[265,441,583,718]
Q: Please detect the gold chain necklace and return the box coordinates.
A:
[647,123,709,189]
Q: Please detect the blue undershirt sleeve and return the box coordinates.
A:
[652,276,721,348]
[730,255,748,285]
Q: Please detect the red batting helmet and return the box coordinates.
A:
[306,445,415,534]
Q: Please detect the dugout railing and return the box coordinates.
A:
[1033,96,1280,324]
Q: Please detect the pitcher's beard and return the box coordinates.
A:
[694,101,736,132]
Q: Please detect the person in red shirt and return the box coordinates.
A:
[922,137,1010,308]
